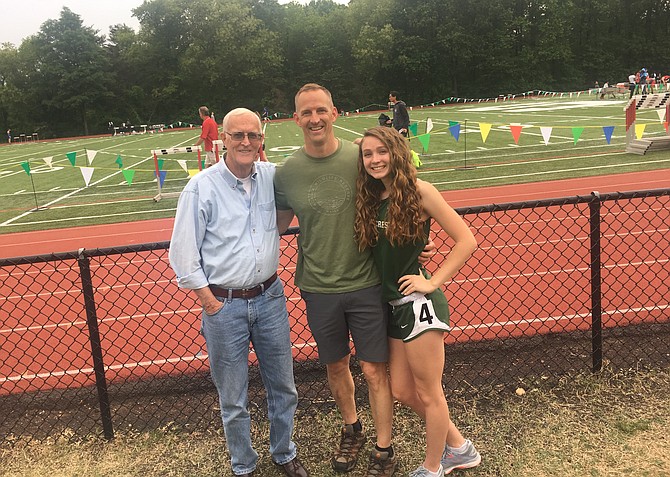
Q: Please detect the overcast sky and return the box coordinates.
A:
[2,0,349,47]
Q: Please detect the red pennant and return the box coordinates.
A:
[510,125,523,144]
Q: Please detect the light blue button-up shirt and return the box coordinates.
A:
[169,157,279,290]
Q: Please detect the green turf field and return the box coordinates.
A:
[1,95,669,234]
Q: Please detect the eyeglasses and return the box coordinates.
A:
[224,131,263,142]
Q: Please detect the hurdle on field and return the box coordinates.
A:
[151,145,202,202]
[624,92,670,155]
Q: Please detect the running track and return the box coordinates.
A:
[1,170,668,394]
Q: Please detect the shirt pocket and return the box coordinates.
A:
[258,201,277,232]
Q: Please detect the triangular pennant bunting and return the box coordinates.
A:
[177,160,188,173]
[158,170,167,187]
[20,161,31,175]
[408,122,418,136]
[449,123,461,141]
[158,159,165,170]
[510,125,523,144]
[66,151,77,166]
[426,118,434,133]
[188,169,199,177]
[602,126,615,144]
[572,127,584,145]
[540,127,552,145]
[479,123,492,143]
[86,150,98,165]
[417,134,430,152]
[635,123,646,139]
[122,169,136,185]
[80,167,94,186]
[657,109,666,123]
[115,155,123,168]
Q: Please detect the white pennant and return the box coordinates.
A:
[43,156,53,168]
[80,167,94,186]
[426,118,434,133]
[86,150,98,165]
[177,160,188,173]
[540,127,553,145]
[657,108,667,123]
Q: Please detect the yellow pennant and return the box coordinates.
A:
[479,123,492,143]
[635,123,646,139]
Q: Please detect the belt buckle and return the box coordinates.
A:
[239,287,255,299]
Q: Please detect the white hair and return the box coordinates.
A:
[222,108,261,131]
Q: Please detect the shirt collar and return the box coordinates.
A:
[217,153,257,188]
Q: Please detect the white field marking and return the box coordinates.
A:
[13,190,25,194]
[457,100,627,113]
[334,124,364,136]
[3,303,666,383]
[0,207,176,228]
[449,304,669,333]
[0,135,194,227]
[430,156,670,187]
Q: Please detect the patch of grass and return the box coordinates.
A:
[2,367,668,476]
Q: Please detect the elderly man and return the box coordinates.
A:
[170,108,308,477]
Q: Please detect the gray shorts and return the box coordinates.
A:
[301,284,388,364]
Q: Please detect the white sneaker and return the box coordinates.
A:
[441,439,481,474]
[408,464,444,477]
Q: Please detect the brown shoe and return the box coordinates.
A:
[365,448,397,476]
[274,456,309,477]
[331,424,366,472]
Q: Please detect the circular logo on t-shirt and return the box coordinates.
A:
[308,174,351,215]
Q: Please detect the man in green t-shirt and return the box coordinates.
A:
[274,84,397,477]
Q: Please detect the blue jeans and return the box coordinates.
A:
[201,278,298,475]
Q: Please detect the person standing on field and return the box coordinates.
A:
[170,108,309,477]
[355,126,481,477]
[194,106,219,167]
[387,91,410,138]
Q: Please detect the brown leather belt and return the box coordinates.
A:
[209,273,277,300]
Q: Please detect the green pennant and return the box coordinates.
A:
[158,159,165,170]
[66,151,77,166]
[417,133,431,152]
[115,154,123,168]
[572,127,585,145]
[20,161,31,175]
[122,169,135,185]
[408,122,418,136]
[201,159,205,170]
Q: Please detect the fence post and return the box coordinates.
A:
[589,192,603,372]
[77,249,114,439]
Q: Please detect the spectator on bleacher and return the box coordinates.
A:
[387,91,410,137]
[169,108,309,477]
[194,106,219,168]
[354,126,481,477]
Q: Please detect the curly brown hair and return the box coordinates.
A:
[354,126,425,251]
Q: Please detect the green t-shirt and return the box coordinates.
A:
[274,139,379,293]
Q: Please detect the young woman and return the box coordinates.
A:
[354,127,481,477]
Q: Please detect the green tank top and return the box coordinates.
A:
[372,199,431,302]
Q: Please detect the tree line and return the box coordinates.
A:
[0,0,668,139]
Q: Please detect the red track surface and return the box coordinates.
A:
[1,170,668,394]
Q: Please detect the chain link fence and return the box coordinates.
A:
[0,189,668,442]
